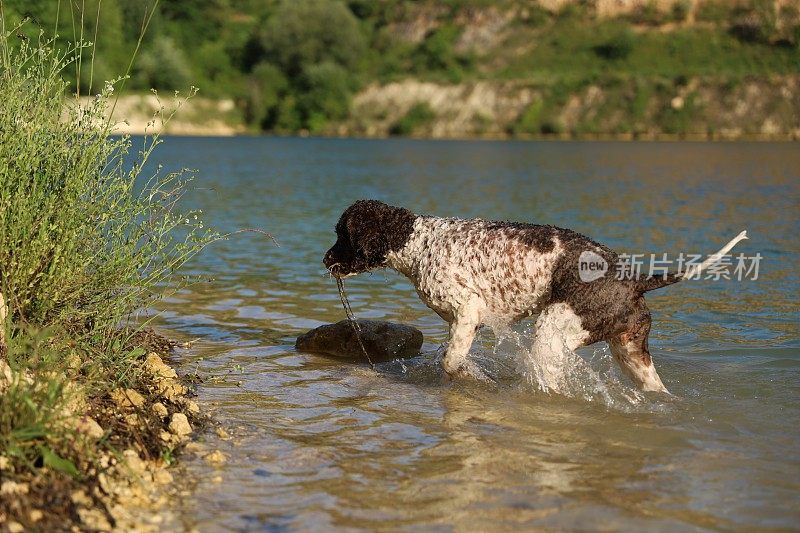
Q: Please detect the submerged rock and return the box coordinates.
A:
[295,320,423,363]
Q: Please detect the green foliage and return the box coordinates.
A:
[696,1,734,23]
[194,40,240,96]
[258,0,366,77]
[0,25,216,477]
[513,97,545,134]
[0,330,73,472]
[659,93,697,134]
[134,36,193,91]
[671,1,691,23]
[297,62,354,133]
[3,0,798,135]
[237,0,366,131]
[594,27,636,60]
[0,30,214,360]
[630,1,662,26]
[413,24,474,82]
[243,62,288,129]
[390,103,435,136]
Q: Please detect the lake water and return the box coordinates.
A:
[144,138,799,531]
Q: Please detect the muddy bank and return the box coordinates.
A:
[0,332,204,532]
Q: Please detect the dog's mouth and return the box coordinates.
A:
[326,263,359,279]
[324,247,369,278]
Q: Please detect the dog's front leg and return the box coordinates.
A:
[442,301,483,378]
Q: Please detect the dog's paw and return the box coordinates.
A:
[443,361,492,383]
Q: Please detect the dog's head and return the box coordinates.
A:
[323,200,415,278]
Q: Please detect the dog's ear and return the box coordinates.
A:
[340,200,414,268]
[346,201,391,265]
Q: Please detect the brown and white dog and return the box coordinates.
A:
[323,200,747,393]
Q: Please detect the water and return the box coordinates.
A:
[143,138,799,531]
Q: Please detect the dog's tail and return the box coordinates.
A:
[633,230,748,293]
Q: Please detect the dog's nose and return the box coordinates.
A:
[323,249,334,268]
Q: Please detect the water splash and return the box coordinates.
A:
[482,324,653,410]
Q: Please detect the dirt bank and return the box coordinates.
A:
[0,332,204,532]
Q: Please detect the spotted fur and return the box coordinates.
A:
[324,200,747,393]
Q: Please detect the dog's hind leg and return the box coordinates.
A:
[442,301,483,378]
[607,305,669,393]
[528,303,591,390]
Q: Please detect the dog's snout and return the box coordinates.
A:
[323,248,334,268]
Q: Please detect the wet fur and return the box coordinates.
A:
[324,200,745,393]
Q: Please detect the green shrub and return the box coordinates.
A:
[297,62,353,133]
[243,62,289,129]
[729,8,771,44]
[513,97,545,134]
[413,23,475,82]
[696,1,733,23]
[631,1,662,26]
[0,31,214,361]
[594,28,636,60]
[670,1,691,23]
[659,93,697,134]
[390,102,436,136]
[259,0,366,77]
[134,36,193,90]
[275,94,302,132]
[195,40,239,94]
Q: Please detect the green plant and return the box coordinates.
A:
[659,92,697,134]
[0,29,215,372]
[297,61,354,133]
[696,1,733,23]
[134,35,193,90]
[243,62,288,129]
[258,0,366,77]
[0,329,77,474]
[594,27,636,60]
[513,97,545,134]
[389,102,436,135]
[671,1,691,23]
[631,1,662,26]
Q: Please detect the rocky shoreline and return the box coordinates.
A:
[0,334,209,532]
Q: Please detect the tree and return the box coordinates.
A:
[258,0,366,77]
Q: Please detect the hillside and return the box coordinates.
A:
[7,0,799,138]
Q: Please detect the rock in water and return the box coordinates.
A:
[295,320,423,363]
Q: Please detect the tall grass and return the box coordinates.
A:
[0,20,214,473]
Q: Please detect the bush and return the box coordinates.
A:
[730,12,765,43]
[631,1,662,26]
[243,62,289,129]
[297,62,353,133]
[671,1,691,23]
[0,32,213,361]
[134,36,193,90]
[390,103,436,136]
[593,28,636,60]
[259,0,366,77]
[413,24,475,82]
[513,97,545,134]
[195,40,238,93]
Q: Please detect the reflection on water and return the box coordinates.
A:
[143,138,799,531]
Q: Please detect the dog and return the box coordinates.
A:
[323,200,747,393]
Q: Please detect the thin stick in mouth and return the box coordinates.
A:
[336,277,375,369]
